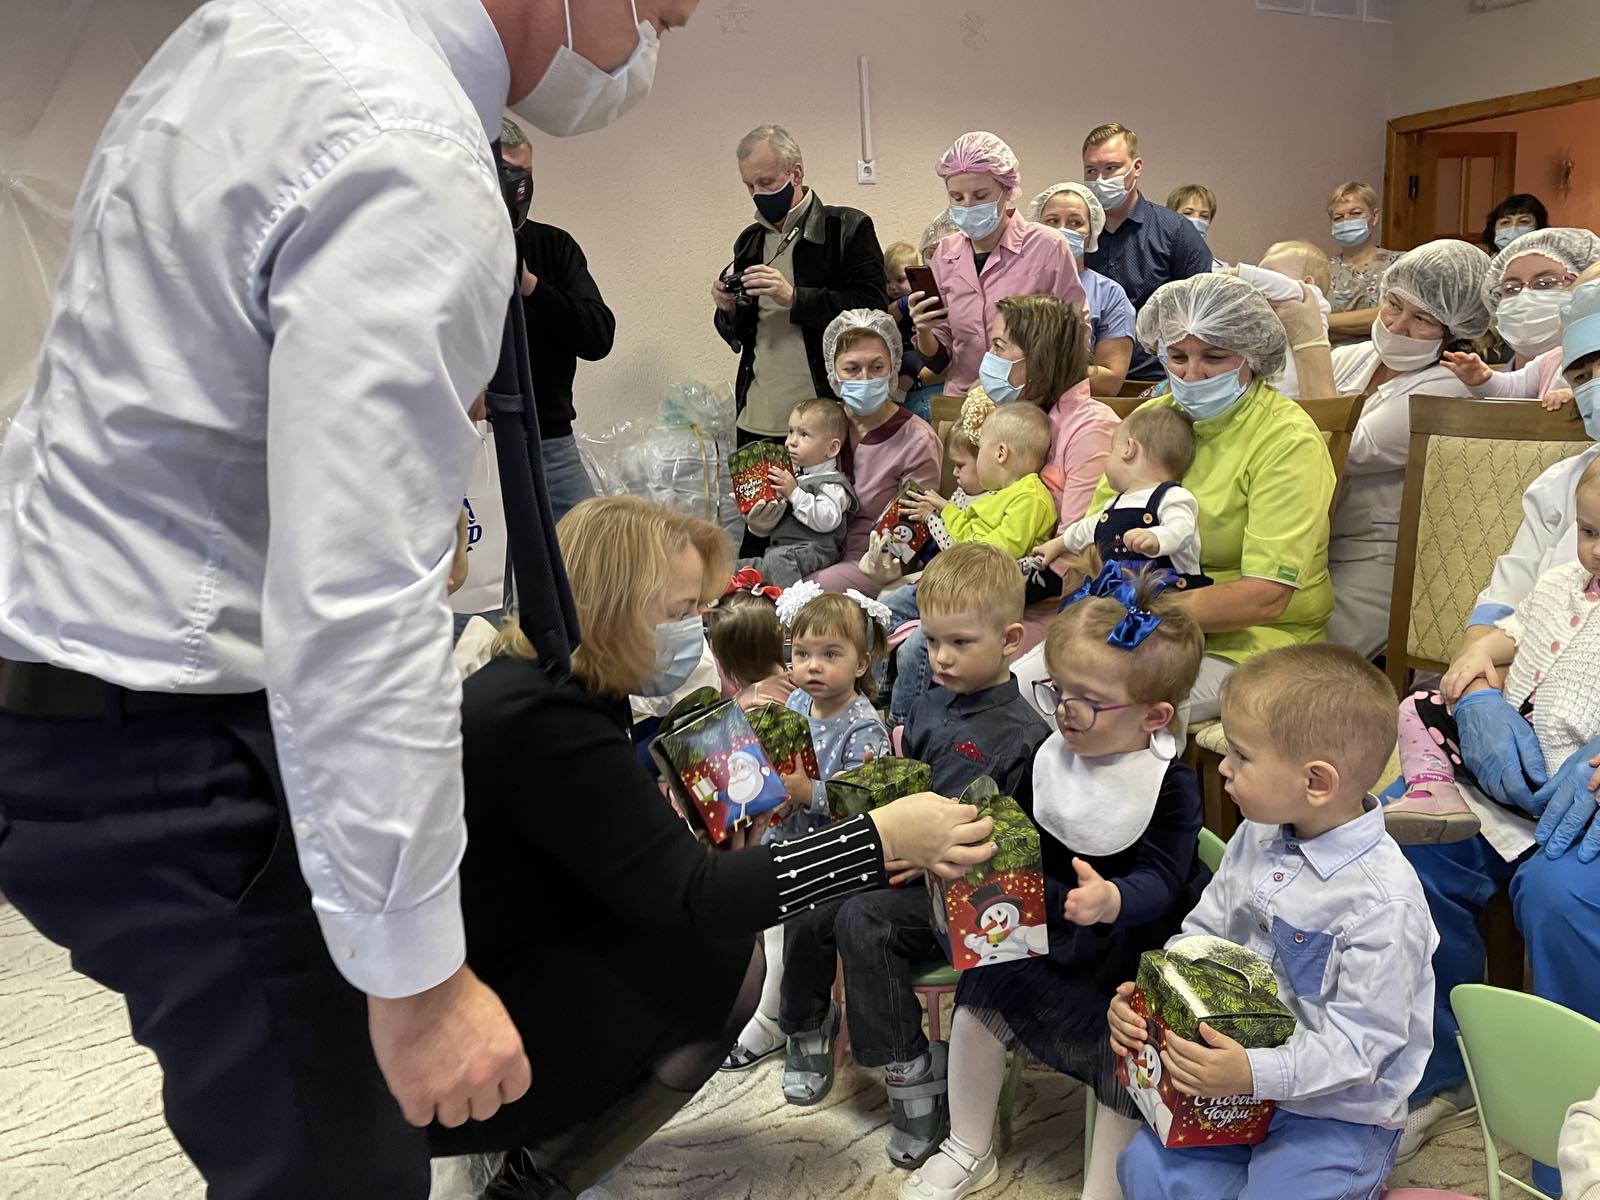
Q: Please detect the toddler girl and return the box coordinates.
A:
[902,562,1208,1200]
[707,568,793,709]
[1387,455,1600,846]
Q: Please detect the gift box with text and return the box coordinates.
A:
[728,441,791,515]
[649,688,788,844]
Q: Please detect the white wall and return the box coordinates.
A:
[1390,0,1600,117]
[1,0,1393,438]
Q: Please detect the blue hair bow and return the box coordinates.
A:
[1062,560,1167,650]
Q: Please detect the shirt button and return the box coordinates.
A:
[1287,842,1299,852]
[1551,640,1562,653]
[293,820,312,838]
[1293,932,1306,944]
[1273,872,1285,882]
[1572,615,1583,628]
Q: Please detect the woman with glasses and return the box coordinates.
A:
[1324,240,1493,660]
[1439,228,1600,410]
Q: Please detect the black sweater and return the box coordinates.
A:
[515,220,615,440]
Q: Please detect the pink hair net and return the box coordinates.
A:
[935,131,1021,201]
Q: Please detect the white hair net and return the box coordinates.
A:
[823,308,902,392]
[919,210,959,260]
[1483,227,1600,313]
[1377,239,1493,338]
[1135,274,1287,380]
[1027,182,1103,253]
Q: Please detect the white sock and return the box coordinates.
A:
[1080,1106,1140,1200]
[918,1009,1007,1189]
[757,925,784,1019]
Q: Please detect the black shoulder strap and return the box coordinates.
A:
[485,143,580,682]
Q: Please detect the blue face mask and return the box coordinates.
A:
[978,350,1024,405]
[838,377,891,416]
[1166,364,1249,421]
[638,615,705,697]
[948,200,1001,240]
[1186,216,1210,238]
[1331,218,1370,247]
[1574,378,1600,442]
[1494,224,1533,250]
[1060,227,1087,259]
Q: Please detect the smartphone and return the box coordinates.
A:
[903,265,941,306]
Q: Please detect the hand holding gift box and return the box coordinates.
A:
[745,703,820,782]
[928,777,1049,970]
[825,757,932,820]
[728,441,791,515]
[871,478,933,566]
[649,687,788,843]
[1113,935,1296,1148]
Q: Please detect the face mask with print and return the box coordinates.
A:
[1494,288,1567,360]
[1060,227,1087,259]
[978,351,1024,405]
[838,377,891,416]
[948,200,1001,240]
[1088,169,1132,210]
[1165,363,1249,420]
[637,615,706,697]
[1370,313,1443,372]
[1494,225,1534,251]
[1574,378,1600,442]
[1331,218,1371,247]
[510,0,659,138]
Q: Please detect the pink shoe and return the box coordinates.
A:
[1382,775,1482,845]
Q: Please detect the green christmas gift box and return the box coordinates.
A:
[745,703,820,781]
[649,687,788,844]
[824,757,931,820]
[927,777,1049,971]
[728,441,791,515]
[1115,934,1297,1148]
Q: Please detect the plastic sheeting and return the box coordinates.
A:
[0,1,197,442]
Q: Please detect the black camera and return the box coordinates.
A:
[720,267,748,299]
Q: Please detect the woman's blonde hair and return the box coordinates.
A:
[996,294,1090,410]
[788,593,886,701]
[494,495,730,696]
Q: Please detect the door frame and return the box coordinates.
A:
[1384,74,1600,250]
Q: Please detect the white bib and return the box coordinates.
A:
[1031,728,1176,856]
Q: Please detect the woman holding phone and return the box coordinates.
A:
[909,131,1087,398]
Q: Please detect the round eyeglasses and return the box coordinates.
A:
[1488,272,1573,305]
[1032,680,1133,731]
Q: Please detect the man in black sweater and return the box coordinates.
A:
[502,119,616,522]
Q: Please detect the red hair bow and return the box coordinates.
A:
[725,566,782,602]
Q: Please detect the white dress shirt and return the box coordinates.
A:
[0,0,513,998]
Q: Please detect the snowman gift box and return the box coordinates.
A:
[1115,934,1296,1148]
[745,703,820,783]
[727,440,791,515]
[870,478,936,568]
[649,687,789,844]
[824,757,932,820]
[927,778,1049,971]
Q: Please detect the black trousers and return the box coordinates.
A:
[0,694,429,1199]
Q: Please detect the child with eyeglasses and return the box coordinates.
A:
[902,562,1209,1200]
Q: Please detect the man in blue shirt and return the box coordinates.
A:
[1082,123,1213,380]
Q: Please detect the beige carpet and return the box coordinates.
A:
[0,901,1530,1199]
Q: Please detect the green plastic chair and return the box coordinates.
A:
[1454,983,1600,1199]
[1001,827,1229,1159]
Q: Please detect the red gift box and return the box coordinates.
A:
[871,478,932,565]
[728,441,791,515]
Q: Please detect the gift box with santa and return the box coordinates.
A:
[927,777,1048,970]
[745,703,820,782]
[824,757,931,820]
[1115,934,1296,1148]
[870,478,935,568]
[728,440,791,515]
[649,687,788,844]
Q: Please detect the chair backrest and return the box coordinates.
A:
[1196,827,1227,873]
[1296,394,1366,516]
[1103,393,1146,420]
[929,394,965,495]
[1117,378,1161,399]
[1453,983,1600,1194]
[1386,396,1591,695]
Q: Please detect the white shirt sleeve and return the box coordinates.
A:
[1150,488,1200,558]
[1347,368,1470,476]
[1471,450,1597,627]
[262,130,509,998]
[1469,357,1544,399]
[787,480,847,533]
[1059,509,1098,553]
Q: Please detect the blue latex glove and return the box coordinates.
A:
[1454,689,1548,815]
[1532,734,1600,862]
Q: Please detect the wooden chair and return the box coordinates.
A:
[1116,378,1160,398]
[1184,394,1368,839]
[928,393,964,495]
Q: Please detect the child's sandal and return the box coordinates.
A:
[781,1001,839,1105]
[899,1138,999,1200]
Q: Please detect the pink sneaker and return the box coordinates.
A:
[1383,774,1482,844]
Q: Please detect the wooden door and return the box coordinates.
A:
[1406,132,1516,247]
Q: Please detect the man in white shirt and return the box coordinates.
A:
[0,1,694,1197]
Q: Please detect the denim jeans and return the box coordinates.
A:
[541,433,595,526]
[880,584,927,727]
[778,883,942,1065]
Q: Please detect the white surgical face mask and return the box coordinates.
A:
[1574,378,1600,442]
[1494,288,1567,360]
[1087,169,1132,210]
[1060,227,1087,259]
[1370,313,1444,372]
[510,0,659,138]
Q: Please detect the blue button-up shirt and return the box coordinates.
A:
[1084,194,1213,380]
[1173,801,1438,1128]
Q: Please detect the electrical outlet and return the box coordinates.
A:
[857,160,876,185]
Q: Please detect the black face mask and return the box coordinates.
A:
[753,178,795,225]
[499,161,533,230]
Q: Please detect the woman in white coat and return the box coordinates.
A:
[1325,239,1493,658]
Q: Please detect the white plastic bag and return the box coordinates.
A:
[451,422,507,616]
